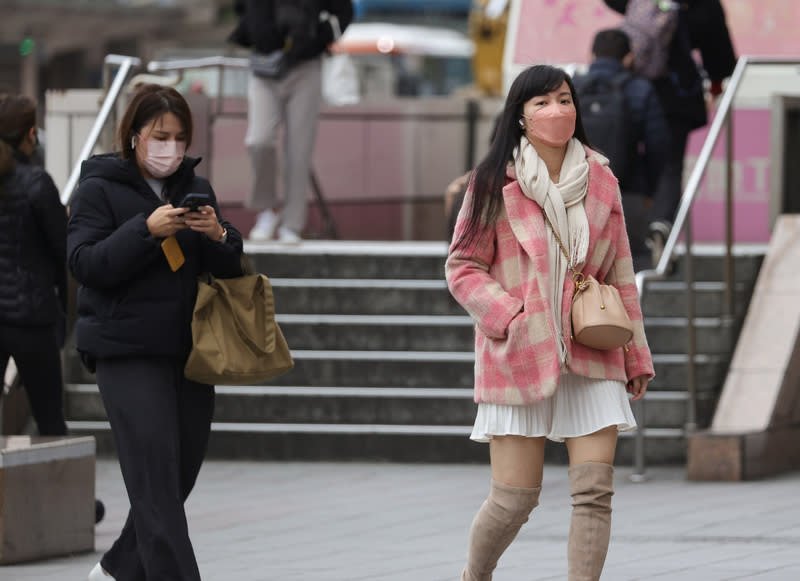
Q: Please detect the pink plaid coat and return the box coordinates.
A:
[446,148,654,405]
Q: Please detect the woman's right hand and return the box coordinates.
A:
[147,205,189,239]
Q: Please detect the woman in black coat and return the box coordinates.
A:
[68,84,244,581]
[0,93,68,436]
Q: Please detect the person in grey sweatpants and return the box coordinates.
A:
[246,57,323,242]
[229,0,354,243]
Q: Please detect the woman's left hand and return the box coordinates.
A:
[626,374,649,402]
[183,205,225,242]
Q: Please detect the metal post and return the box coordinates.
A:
[465,99,479,172]
[310,171,339,239]
[630,398,647,482]
[724,111,735,317]
[216,63,225,117]
[685,210,697,433]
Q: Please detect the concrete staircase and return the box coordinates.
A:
[63,241,765,465]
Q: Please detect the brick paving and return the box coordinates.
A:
[4,459,800,581]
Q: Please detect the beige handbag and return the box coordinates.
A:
[184,258,294,385]
[569,272,634,349]
[543,212,633,350]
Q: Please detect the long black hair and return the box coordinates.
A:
[452,65,591,251]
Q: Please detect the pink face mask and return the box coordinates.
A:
[522,104,576,148]
[138,138,186,178]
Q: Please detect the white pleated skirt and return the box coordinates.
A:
[470,372,637,443]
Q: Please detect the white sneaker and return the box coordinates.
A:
[89,563,115,581]
[277,226,302,244]
[248,210,280,241]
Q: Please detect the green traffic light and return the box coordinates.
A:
[19,38,35,56]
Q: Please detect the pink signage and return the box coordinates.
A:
[512,0,800,67]
[685,109,771,243]
[513,0,621,65]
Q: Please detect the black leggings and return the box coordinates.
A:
[0,324,67,436]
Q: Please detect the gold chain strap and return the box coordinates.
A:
[541,210,586,288]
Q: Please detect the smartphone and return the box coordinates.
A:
[178,193,211,212]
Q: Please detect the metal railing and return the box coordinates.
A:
[630,56,800,481]
[61,55,142,205]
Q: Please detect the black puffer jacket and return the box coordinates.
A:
[229,0,354,64]
[0,150,67,327]
[67,154,243,362]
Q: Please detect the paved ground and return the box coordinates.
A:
[4,458,800,581]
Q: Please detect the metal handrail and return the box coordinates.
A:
[147,56,248,72]
[630,56,800,480]
[61,55,141,206]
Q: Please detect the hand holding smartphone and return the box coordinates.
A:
[178,193,211,212]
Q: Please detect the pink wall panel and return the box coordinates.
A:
[686,109,771,242]
[512,0,800,68]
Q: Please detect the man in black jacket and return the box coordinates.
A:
[604,0,736,267]
[574,28,670,270]
[230,0,354,243]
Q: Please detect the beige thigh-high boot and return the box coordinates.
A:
[567,462,615,581]
[461,479,541,581]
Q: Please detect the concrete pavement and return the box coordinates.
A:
[4,458,800,581]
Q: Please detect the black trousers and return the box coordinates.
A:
[96,357,214,581]
[621,192,652,272]
[651,119,694,227]
[0,324,67,436]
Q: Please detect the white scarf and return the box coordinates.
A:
[513,137,590,362]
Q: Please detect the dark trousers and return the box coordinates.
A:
[621,192,652,272]
[0,324,67,436]
[651,119,694,227]
[96,357,215,581]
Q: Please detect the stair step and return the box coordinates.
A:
[67,384,478,426]
[641,317,737,355]
[277,314,474,351]
[63,349,730,391]
[246,240,448,279]
[272,278,460,315]
[642,281,750,317]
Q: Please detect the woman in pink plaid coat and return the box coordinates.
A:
[446,64,655,581]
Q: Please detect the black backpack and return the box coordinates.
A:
[573,71,636,188]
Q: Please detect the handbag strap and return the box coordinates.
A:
[541,210,587,289]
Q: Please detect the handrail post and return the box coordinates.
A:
[724,109,735,317]
[631,268,655,483]
[685,210,697,433]
[630,398,647,482]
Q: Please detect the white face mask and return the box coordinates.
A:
[138,138,186,178]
